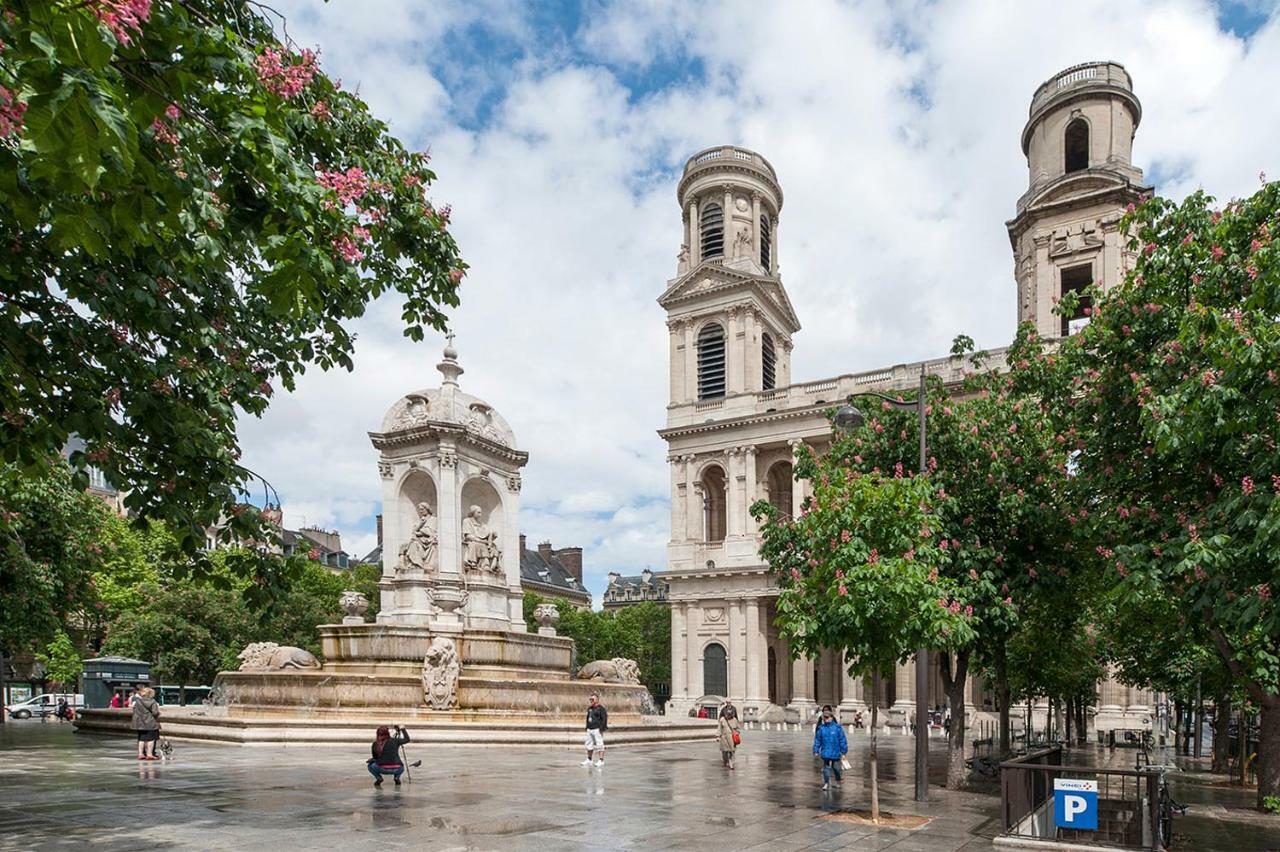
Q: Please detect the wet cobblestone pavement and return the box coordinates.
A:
[1,721,1275,850]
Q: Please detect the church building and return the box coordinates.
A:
[658,61,1157,732]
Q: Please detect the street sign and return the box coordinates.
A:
[1054,778,1099,830]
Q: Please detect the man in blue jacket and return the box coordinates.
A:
[812,705,848,790]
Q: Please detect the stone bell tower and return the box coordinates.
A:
[659,146,800,406]
[1006,61,1153,339]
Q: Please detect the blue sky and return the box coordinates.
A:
[248,0,1280,603]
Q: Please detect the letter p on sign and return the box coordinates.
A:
[1054,778,1099,830]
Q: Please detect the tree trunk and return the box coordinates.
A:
[1173,699,1184,755]
[1212,692,1232,775]
[870,671,881,824]
[995,642,1011,755]
[179,684,186,706]
[1257,696,1280,810]
[1193,681,1203,758]
[0,649,7,727]
[1065,696,1074,746]
[1076,696,1087,745]
[939,650,970,789]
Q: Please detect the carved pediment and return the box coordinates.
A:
[658,263,801,333]
[1027,172,1131,210]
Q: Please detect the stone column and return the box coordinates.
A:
[728,599,747,703]
[838,652,868,719]
[688,199,699,262]
[722,186,733,257]
[683,322,696,402]
[742,446,758,533]
[669,455,687,541]
[745,597,766,704]
[672,603,689,699]
[1033,234,1054,338]
[668,320,684,403]
[436,446,460,577]
[725,448,742,537]
[686,603,702,699]
[789,440,805,517]
[751,193,761,263]
[892,657,916,719]
[686,459,703,542]
[789,651,816,711]
[1099,671,1123,712]
[726,307,743,394]
[770,214,779,273]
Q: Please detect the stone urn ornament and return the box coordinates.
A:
[339,590,369,625]
[533,603,560,636]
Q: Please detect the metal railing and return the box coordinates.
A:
[1000,747,1162,850]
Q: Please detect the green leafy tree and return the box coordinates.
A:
[103,582,254,701]
[0,2,465,557]
[753,465,971,821]
[35,629,82,692]
[1042,181,1280,807]
[835,351,1070,783]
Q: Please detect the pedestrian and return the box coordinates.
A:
[367,724,410,787]
[110,693,122,709]
[813,704,848,791]
[56,698,69,722]
[581,692,608,768]
[717,703,741,770]
[131,687,162,761]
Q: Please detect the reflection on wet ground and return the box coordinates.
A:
[0,721,1274,850]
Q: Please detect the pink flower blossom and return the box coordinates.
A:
[905,548,916,562]
[1028,567,1038,579]
[1259,584,1272,601]
[1212,245,1225,260]
[1194,565,1207,581]
[1145,242,1157,254]
[964,604,973,617]
[1181,233,1194,246]
[0,86,26,138]
[937,598,948,608]
[333,233,364,263]
[838,584,848,596]
[939,539,950,550]
[1004,596,1013,605]
[949,600,962,615]
[91,0,151,46]
[310,100,331,122]
[969,568,978,580]
[840,529,851,543]
[317,166,370,206]
[1242,476,1255,496]
[867,549,879,565]
[255,47,318,99]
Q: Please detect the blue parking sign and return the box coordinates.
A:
[1054,778,1099,830]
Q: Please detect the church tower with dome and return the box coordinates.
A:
[371,339,529,632]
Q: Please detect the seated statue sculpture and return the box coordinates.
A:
[398,501,438,575]
[461,504,502,575]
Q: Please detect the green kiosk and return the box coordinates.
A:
[82,656,151,709]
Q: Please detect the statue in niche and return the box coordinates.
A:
[462,504,502,576]
[397,501,438,576]
[732,224,752,259]
[677,243,690,273]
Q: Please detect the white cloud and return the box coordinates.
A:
[245,0,1279,602]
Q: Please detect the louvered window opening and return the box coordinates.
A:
[759,213,771,270]
[761,332,776,390]
[697,324,726,400]
[700,203,724,260]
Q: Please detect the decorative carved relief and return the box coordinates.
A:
[1049,221,1103,258]
[704,607,725,623]
[438,450,457,469]
[394,393,432,429]
[421,637,460,710]
[377,460,393,479]
[506,474,522,493]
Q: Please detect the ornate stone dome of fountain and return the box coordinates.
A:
[379,338,518,449]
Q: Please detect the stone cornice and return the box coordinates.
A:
[369,424,530,467]
[658,264,801,333]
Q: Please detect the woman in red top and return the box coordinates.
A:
[367,725,410,787]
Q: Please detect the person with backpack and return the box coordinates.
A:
[717,703,741,770]
[367,724,410,787]
[131,687,161,761]
[813,704,848,791]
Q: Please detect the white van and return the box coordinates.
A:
[5,693,84,719]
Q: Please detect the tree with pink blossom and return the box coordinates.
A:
[1039,180,1280,809]
[0,4,465,571]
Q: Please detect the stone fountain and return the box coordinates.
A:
[78,341,708,746]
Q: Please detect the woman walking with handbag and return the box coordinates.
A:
[717,703,741,770]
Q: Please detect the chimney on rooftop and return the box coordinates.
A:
[519,534,526,554]
[555,547,583,583]
[537,540,553,562]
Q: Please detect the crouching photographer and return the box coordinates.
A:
[367,724,411,787]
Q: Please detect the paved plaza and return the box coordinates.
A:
[1,722,1275,851]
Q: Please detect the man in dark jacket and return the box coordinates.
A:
[581,693,608,767]
[367,724,411,787]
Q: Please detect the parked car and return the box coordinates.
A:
[5,693,84,719]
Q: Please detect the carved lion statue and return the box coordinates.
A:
[236,642,321,671]
[576,657,641,685]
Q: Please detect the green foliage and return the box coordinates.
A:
[752,464,971,679]
[0,463,110,655]
[1262,796,1280,815]
[0,2,465,557]
[103,582,256,686]
[521,593,672,696]
[35,629,82,690]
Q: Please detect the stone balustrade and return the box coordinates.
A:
[1027,61,1133,118]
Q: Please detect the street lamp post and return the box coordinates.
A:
[834,362,931,803]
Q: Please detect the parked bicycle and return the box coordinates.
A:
[1152,765,1188,849]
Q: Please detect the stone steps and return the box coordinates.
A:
[74,708,717,748]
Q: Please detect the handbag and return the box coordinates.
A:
[732,730,742,746]
[840,757,851,771]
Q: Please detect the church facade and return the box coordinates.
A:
[658,61,1157,731]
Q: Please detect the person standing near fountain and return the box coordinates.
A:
[368,725,411,787]
[581,693,608,768]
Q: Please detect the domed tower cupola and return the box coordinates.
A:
[659,147,800,406]
[1006,62,1153,340]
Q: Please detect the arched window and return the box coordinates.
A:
[761,332,776,390]
[697,323,726,400]
[701,466,727,542]
[759,213,772,270]
[700,202,724,260]
[703,642,728,697]
[767,461,793,518]
[1064,118,1089,174]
